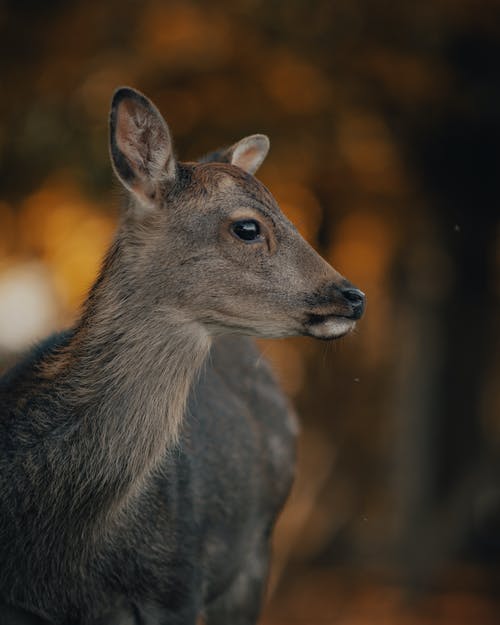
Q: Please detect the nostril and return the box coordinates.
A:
[342,288,366,306]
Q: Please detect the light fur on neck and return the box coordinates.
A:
[40,251,212,530]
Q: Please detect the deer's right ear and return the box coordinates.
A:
[109,87,177,210]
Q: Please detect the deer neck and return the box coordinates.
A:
[46,241,212,521]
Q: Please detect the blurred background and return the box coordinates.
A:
[0,0,499,622]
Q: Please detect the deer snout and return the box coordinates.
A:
[303,280,366,340]
[341,286,366,320]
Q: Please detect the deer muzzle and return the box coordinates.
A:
[302,281,366,340]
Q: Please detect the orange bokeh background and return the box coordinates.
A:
[0,1,499,623]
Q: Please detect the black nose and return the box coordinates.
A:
[342,287,366,319]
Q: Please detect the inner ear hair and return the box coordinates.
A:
[229,134,270,175]
[109,87,177,207]
[197,134,270,175]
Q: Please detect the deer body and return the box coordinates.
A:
[0,88,365,624]
[1,330,293,624]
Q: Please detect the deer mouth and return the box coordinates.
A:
[303,313,356,340]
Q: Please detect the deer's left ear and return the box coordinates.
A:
[227,134,270,174]
[109,87,177,210]
[203,134,269,175]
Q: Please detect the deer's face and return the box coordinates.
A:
[109,88,365,340]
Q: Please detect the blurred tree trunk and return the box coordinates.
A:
[392,26,500,584]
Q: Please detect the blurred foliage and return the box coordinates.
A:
[0,0,499,622]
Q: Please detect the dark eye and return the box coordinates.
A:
[231,220,262,242]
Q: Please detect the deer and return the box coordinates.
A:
[0,87,365,625]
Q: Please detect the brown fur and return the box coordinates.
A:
[0,87,365,624]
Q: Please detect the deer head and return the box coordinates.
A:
[109,87,365,341]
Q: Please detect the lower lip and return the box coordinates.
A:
[305,317,355,340]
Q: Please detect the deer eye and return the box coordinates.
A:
[231,220,262,242]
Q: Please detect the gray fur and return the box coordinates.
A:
[0,87,364,624]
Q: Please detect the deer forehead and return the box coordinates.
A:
[190,163,278,217]
[193,163,258,195]
[214,172,238,192]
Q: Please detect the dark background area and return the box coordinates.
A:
[0,1,499,622]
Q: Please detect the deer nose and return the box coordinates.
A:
[341,287,366,320]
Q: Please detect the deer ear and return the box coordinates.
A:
[227,134,270,174]
[109,87,177,209]
[198,134,270,174]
